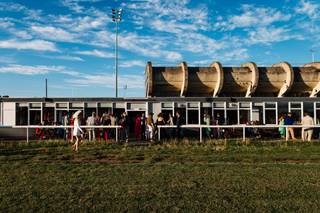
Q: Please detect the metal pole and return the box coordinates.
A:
[45,78,48,98]
[158,126,161,141]
[115,21,119,98]
[242,126,245,142]
[116,127,118,143]
[200,126,202,142]
[27,127,29,143]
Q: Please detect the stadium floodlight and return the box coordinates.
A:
[112,8,123,98]
[310,49,316,63]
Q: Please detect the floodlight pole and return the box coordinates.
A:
[312,51,315,63]
[45,78,48,98]
[115,21,119,98]
[112,8,122,98]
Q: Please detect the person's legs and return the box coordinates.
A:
[307,130,313,141]
[288,128,296,139]
[88,130,92,141]
[92,128,96,141]
[125,127,129,142]
[302,129,305,141]
[150,127,153,141]
[73,136,79,151]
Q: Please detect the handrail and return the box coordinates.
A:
[1,124,319,143]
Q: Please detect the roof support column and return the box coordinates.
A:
[145,61,153,97]
[241,62,259,97]
[304,63,320,97]
[272,62,294,97]
[210,62,224,97]
[180,61,188,97]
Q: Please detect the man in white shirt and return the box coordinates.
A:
[86,112,96,141]
[301,112,314,142]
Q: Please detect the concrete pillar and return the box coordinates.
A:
[241,62,259,97]
[273,62,294,97]
[210,62,224,97]
[180,61,188,97]
[304,63,320,97]
[145,61,153,97]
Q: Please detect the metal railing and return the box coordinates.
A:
[5,125,122,143]
[0,124,319,143]
[157,124,320,142]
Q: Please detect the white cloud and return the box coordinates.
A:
[31,25,77,42]
[42,55,84,62]
[247,27,303,45]
[75,49,114,58]
[295,0,319,19]
[221,48,250,61]
[118,33,182,61]
[125,0,209,28]
[0,39,59,52]
[176,33,223,54]
[11,30,32,39]
[151,19,198,34]
[0,2,42,21]
[214,4,291,31]
[120,60,146,68]
[66,73,145,89]
[0,65,65,75]
[0,19,14,29]
[0,56,17,64]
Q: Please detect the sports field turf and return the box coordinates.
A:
[1,140,320,212]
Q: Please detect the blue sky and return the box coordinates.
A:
[0,0,319,97]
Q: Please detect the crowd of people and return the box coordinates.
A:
[278,111,314,142]
[34,110,318,151]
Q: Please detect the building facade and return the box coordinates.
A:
[1,61,320,138]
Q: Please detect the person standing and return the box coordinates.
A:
[203,113,212,139]
[167,112,174,139]
[86,112,96,141]
[140,113,146,140]
[175,111,184,139]
[285,112,296,140]
[278,114,286,139]
[156,113,165,139]
[102,113,111,142]
[72,110,83,152]
[110,114,116,139]
[146,113,154,141]
[121,112,129,143]
[63,112,69,141]
[301,112,314,142]
[134,114,142,140]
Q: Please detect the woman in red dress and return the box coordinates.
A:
[134,115,141,140]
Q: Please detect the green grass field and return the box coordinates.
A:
[1,139,320,212]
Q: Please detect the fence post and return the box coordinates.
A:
[242,126,245,142]
[158,126,161,141]
[116,127,118,143]
[285,126,288,142]
[26,127,29,144]
[200,126,202,142]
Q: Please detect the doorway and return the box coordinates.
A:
[127,111,145,139]
[226,110,238,125]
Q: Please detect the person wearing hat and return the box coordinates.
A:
[72,110,83,152]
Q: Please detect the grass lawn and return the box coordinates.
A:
[1,139,320,212]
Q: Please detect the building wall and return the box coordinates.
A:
[3,102,16,126]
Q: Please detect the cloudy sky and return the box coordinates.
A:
[0,0,319,97]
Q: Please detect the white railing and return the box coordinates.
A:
[4,125,122,143]
[157,124,320,142]
[0,124,319,143]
